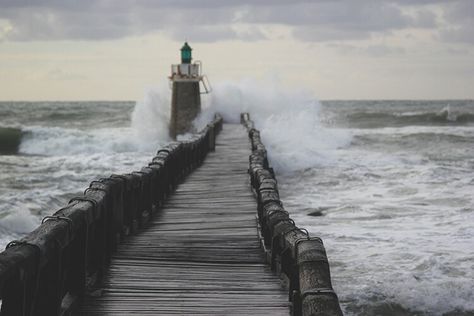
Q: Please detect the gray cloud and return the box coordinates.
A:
[282,2,416,42]
[329,42,406,57]
[0,0,471,44]
[438,1,474,44]
[169,25,239,43]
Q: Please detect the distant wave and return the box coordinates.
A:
[0,101,134,130]
[0,89,173,157]
[0,127,23,155]
[18,125,157,156]
[353,131,474,147]
[347,106,474,128]
[0,125,147,156]
[0,124,165,157]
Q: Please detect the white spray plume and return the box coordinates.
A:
[195,78,352,173]
[20,85,172,156]
[131,84,171,148]
[19,79,351,173]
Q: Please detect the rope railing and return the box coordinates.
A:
[241,113,343,316]
[0,114,223,316]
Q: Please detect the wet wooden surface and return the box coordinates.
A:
[76,124,290,315]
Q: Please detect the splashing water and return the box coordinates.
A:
[196,79,352,172]
[0,87,173,247]
[131,84,172,148]
[1,85,473,315]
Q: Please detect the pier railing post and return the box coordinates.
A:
[0,114,224,316]
[241,112,343,316]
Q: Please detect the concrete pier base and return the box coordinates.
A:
[170,81,201,139]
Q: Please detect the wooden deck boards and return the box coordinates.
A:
[76,124,290,316]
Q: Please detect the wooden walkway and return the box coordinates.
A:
[77,124,290,315]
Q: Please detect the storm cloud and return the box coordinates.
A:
[0,0,471,44]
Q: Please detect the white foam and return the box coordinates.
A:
[195,78,352,173]
[18,126,139,155]
[17,80,351,170]
[130,85,171,148]
[277,110,474,315]
[440,104,457,122]
[18,86,173,156]
[354,125,474,137]
[0,207,39,235]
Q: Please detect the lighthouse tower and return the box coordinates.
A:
[169,42,210,139]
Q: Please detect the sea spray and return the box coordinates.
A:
[1,98,473,315]
[275,100,474,315]
[0,207,39,236]
[18,126,143,155]
[0,92,173,247]
[15,87,172,156]
[130,85,171,148]
[195,79,352,172]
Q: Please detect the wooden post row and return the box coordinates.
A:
[0,115,223,316]
[241,112,343,316]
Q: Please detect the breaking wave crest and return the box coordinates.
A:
[347,105,474,128]
[19,126,140,155]
[4,81,350,167]
[4,86,172,157]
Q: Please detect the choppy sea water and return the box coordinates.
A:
[0,85,473,315]
[0,98,169,245]
[278,100,474,316]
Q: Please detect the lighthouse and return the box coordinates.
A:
[169,42,210,139]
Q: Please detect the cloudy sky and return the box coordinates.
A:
[0,0,473,100]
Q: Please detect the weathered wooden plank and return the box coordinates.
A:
[76,124,290,315]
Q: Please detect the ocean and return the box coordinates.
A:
[0,83,473,315]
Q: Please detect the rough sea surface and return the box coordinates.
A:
[0,88,473,315]
[279,100,474,316]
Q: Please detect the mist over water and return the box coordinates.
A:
[0,84,473,315]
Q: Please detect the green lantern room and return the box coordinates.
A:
[181,42,192,64]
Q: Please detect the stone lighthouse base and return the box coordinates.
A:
[169,80,201,139]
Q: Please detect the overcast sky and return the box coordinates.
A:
[0,0,473,100]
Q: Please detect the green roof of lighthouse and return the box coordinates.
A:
[180,42,192,64]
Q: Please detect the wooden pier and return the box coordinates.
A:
[0,115,342,316]
[77,124,290,315]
